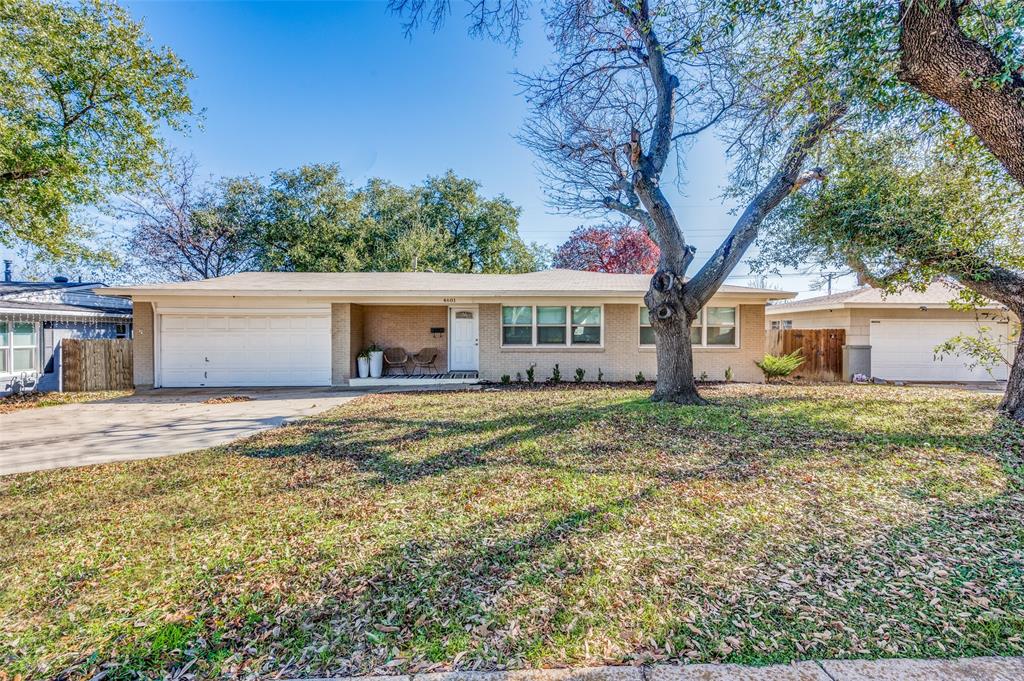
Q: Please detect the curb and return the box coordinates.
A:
[294,656,1024,681]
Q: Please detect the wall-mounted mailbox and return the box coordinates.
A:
[430,327,446,335]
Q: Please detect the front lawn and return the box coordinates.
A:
[0,389,132,414]
[2,385,1023,679]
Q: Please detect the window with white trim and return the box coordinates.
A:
[501,305,602,347]
[571,306,601,345]
[770,319,793,330]
[0,321,39,374]
[537,306,567,345]
[640,306,738,347]
[502,306,533,345]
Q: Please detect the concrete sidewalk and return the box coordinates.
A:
[301,657,1024,681]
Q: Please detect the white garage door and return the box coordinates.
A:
[870,319,1011,382]
[159,312,331,387]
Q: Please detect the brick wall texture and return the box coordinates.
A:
[478,303,766,383]
[359,305,448,372]
[132,301,154,387]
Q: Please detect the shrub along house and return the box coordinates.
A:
[97,270,793,388]
[1,260,133,395]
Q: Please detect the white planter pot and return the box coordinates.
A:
[369,351,384,378]
[357,356,370,378]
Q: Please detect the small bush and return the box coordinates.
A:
[526,364,536,386]
[574,367,585,383]
[597,368,604,383]
[635,371,645,384]
[725,366,733,382]
[755,350,805,383]
[516,372,523,384]
[500,374,511,385]
[699,371,708,382]
[549,363,561,384]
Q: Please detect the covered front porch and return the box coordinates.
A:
[339,303,480,385]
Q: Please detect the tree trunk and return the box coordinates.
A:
[1002,324,1024,422]
[646,270,704,404]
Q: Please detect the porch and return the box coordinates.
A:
[341,303,480,384]
[348,370,481,387]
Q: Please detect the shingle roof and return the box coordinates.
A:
[0,281,103,297]
[0,299,132,316]
[766,281,1003,314]
[97,269,795,299]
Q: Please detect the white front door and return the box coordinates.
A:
[448,307,479,371]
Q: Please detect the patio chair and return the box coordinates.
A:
[383,347,409,375]
[411,347,439,375]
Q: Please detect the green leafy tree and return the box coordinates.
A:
[259,167,547,274]
[258,164,369,272]
[0,0,194,261]
[759,129,1024,420]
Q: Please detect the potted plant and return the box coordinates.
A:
[357,348,370,378]
[367,343,384,378]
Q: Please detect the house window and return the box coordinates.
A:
[537,306,567,345]
[640,305,738,347]
[502,306,533,345]
[0,321,38,374]
[115,323,130,338]
[571,306,601,345]
[706,307,737,346]
[639,307,656,345]
[770,320,793,330]
[501,305,603,347]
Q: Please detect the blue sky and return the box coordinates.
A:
[9,0,855,296]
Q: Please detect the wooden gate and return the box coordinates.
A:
[767,328,846,382]
[61,339,133,392]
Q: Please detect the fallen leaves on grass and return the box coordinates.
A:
[0,390,131,414]
[1,384,1021,680]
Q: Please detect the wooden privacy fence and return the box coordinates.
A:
[61,338,133,392]
[766,328,846,382]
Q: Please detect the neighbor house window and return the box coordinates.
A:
[501,305,603,347]
[502,306,533,345]
[641,305,738,347]
[0,321,38,374]
[770,320,793,330]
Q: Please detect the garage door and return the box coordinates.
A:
[159,312,331,387]
[870,319,1011,382]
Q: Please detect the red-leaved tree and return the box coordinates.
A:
[553,225,659,274]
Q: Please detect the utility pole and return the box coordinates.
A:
[825,272,835,296]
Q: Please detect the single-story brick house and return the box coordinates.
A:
[98,270,793,388]
[1,261,133,395]
[765,282,1018,382]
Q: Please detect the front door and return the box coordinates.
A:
[448,307,479,371]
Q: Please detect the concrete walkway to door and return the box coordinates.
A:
[0,388,363,476]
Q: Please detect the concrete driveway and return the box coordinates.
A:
[0,388,364,476]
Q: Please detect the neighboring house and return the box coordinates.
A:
[1,261,134,395]
[97,270,793,388]
[766,282,1018,382]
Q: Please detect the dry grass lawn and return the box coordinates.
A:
[1,384,1022,680]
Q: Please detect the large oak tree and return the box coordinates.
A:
[392,0,845,403]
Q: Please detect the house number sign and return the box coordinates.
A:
[443,297,457,303]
